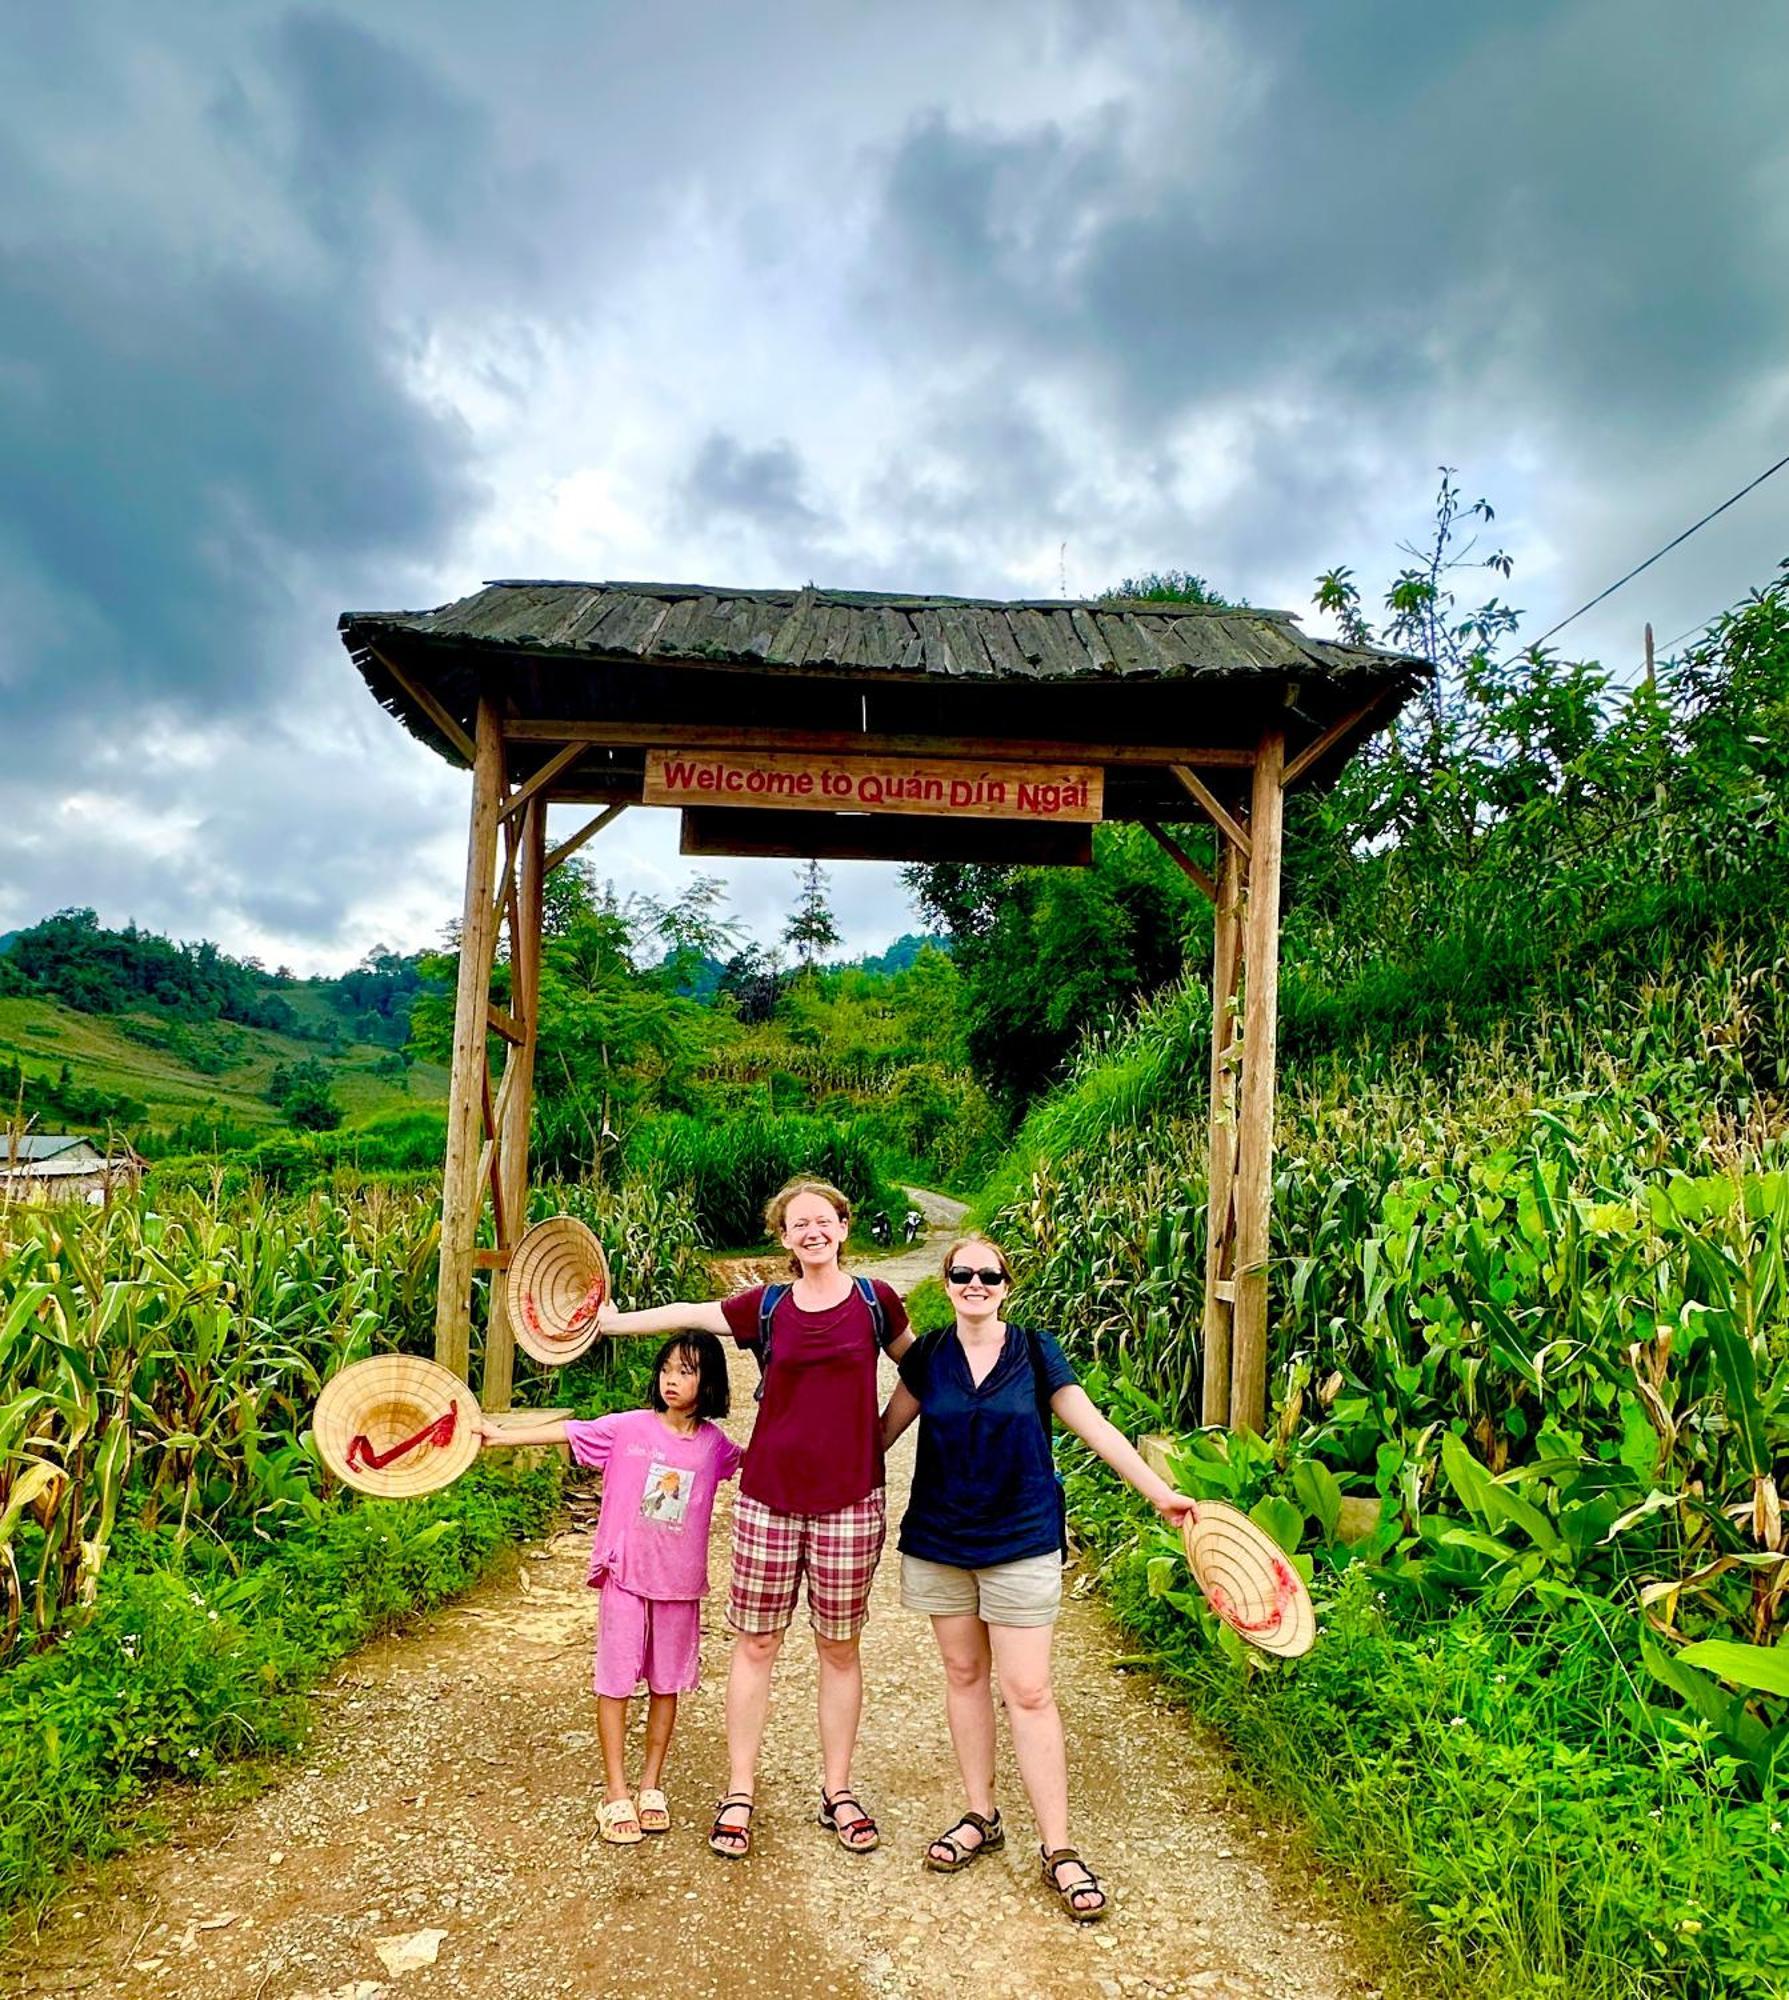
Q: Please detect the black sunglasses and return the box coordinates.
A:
[947,1266,1008,1287]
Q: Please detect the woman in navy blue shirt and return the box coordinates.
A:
[880,1236,1194,1922]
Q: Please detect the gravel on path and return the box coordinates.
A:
[3,1197,1374,2000]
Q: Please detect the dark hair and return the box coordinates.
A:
[649,1331,730,1421]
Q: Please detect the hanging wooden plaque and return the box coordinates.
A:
[643,749,1103,822]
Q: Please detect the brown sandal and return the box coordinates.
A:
[925,1809,1004,1872]
[819,1787,880,1853]
[709,1792,754,1859]
[1041,1845,1108,1922]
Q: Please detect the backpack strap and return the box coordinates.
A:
[852,1272,895,1349]
[752,1281,793,1403]
[753,1276,894,1403]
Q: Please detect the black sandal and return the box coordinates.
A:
[818,1787,880,1853]
[709,1792,755,1859]
[1041,1845,1108,1922]
[925,1809,1004,1873]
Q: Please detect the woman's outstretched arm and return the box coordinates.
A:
[596,1299,731,1337]
[1050,1385,1195,1524]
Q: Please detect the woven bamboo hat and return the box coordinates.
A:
[313,1354,481,1499]
[506,1215,611,1366]
[1180,1500,1316,1658]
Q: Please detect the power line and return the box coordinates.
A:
[1530,446,1789,652]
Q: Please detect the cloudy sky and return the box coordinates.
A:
[3,0,1786,972]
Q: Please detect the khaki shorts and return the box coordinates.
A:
[900,1551,1062,1628]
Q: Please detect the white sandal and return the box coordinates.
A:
[638,1788,670,1834]
[598,1796,644,1845]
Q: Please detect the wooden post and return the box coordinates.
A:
[1201,834,1244,1427]
[434,695,505,1381]
[1230,729,1285,1435]
[483,794,546,1410]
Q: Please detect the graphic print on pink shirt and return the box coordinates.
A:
[564,1409,742,1600]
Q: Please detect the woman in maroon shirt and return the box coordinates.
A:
[598,1177,909,1858]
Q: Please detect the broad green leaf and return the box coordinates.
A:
[1677,1640,1789,1700]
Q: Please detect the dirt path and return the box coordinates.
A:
[4,1198,1372,2000]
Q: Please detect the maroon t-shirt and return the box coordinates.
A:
[720,1278,909,1515]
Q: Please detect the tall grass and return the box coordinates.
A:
[0,1171,706,1661]
[623,1110,907,1246]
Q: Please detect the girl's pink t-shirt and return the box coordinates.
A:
[564,1410,742,1601]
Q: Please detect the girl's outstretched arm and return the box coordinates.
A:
[1049,1385,1195,1524]
[477,1416,570,1448]
[596,1300,731,1337]
[880,1382,920,1452]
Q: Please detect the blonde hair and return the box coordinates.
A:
[765,1177,852,1276]
[939,1235,1015,1287]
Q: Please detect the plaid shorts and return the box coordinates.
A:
[728,1489,887,1641]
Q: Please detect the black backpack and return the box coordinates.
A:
[752,1273,893,1402]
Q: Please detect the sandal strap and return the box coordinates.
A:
[1042,1847,1105,1903]
[823,1789,877,1833]
[936,1810,999,1843]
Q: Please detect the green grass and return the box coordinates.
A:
[0,993,446,1135]
[1073,1481,1789,2000]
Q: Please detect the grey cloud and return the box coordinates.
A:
[0,243,478,740]
[864,2,1789,450]
[681,432,826,537]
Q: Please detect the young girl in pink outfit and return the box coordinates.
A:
[479,1332,741,1844]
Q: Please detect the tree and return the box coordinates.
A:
[269,1057,343,1132]
[783,861,841,970]
[715,942,785,1024]
[639,874,744,994]
[906,827,1204,1114]
[1105,569,1226,606]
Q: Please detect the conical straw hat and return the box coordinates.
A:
[506,1215,611,1366]
[1180,1500,1316,1658]
[313,1354,481,1499]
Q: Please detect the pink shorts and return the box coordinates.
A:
[727,1489,887,1641]
[593,1582,703,1698]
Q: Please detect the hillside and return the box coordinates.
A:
[0,992,446,1143]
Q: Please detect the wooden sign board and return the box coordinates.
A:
[644,749,1103,823]
[680,808,1094,867]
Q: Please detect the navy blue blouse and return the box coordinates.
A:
[896,1323,1078,1569]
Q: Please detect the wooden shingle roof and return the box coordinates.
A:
[339,579,1431,847]
[342,579,1422,690]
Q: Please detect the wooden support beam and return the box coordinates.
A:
[1281,690,1398,791]
[489,813,521,945]
[486,1002,525,1045]
[371,647,476,765]
[479,1064,508,1250]
[499,742,586,822]
[507,717,1258,769]
[473,1248,514,1271]
[1201,836,1244,1427]
[681,808,1092,867]
[484,797,546,1412]
[1170,764,1252,860]
[544,802,627,874]
[433,695,505,1380]
[1140,821,1217,904]
[1229,730,1286,1435]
